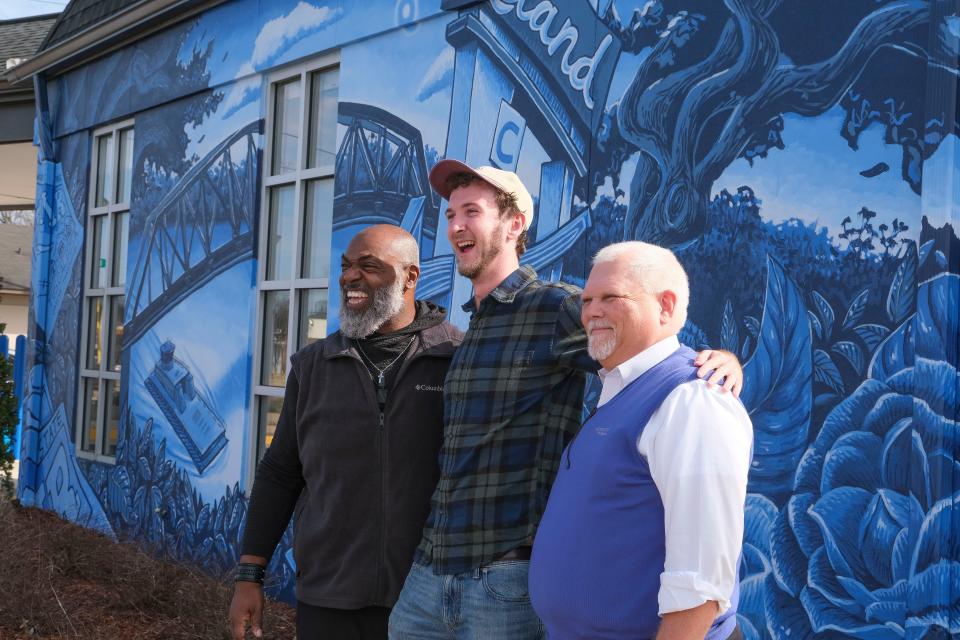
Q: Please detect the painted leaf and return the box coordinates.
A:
[918,239,934,267]
[886,241,917,324]
[854,323,890,352]
[107,466,132,517]
[814,392,838,408]
[721,299,739,352]
[868,275,957,384]
[740,335,752,362]
[808,311,823,341]
[831,340,864,375]
[935,249,947,269]
[744,315,761,338]
[741,256,813,504]
[811,290,834,341]
[841,289,869,331]
[814,349,845,395]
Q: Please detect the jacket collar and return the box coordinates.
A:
[322,318,460,360]
[460,265,538,313]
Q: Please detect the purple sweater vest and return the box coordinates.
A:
[529,345,740,640]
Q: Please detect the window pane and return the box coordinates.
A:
[298,289,327,348]
[86,298,103,370]
[112,212,129,287]
[266,185,296,280]
[103,380,120,457]
[95,134,114,207]
[81,378,99,453]
[116,128,134,204]
[258,395,284,458]
[271,79,301,175]
[108,295,125,372]
[261,290,290,386]
[301,178,333,279]
[90,215,108,288]
[307,69,338,169]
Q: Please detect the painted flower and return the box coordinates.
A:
[766,273,959,639]
[737,494,780,640]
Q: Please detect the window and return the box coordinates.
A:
[253,58,339,461]
[77,121,134,460]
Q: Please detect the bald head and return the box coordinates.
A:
[350,224,419,269]
[339,225,421,337]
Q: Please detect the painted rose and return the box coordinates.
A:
[766,273,959,639]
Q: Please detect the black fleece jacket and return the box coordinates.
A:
[242,302,462,607]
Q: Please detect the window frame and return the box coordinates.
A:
[75,119,135,462]
[249,53,340,475]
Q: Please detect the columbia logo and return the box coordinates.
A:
[594,426,610,436]
[416,384,443,392]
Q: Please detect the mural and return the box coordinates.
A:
[18,0,960,636]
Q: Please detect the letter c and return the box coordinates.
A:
[496,121,522,166]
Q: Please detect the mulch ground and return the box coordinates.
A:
[0,496,296,639]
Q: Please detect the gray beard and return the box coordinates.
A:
[587,333,617,362]
[339,278,406,339]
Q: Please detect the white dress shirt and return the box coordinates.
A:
[597,335,753,616]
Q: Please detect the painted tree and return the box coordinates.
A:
[592,0,959,246]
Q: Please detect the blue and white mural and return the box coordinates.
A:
[18,0,960,635]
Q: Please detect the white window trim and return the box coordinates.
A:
[247,52,339,484]
[76,118,134,463]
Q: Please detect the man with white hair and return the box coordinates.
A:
[229,225,463,640]
[529,241,753,640]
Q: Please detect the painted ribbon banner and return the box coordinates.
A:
[488,0,620,132]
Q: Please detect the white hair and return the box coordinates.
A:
[592,241,689,328]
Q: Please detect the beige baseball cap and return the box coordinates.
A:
[428,159,535,231]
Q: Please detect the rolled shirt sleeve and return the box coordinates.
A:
[638,379,753,615]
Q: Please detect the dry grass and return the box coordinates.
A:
[0,497,296,639]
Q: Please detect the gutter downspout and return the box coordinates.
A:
[17,73,54,501]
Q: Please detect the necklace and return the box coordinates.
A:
[354,335,416,385]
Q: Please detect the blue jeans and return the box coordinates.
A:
[389,560,545,639]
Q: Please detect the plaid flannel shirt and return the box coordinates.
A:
[415,266,597,574]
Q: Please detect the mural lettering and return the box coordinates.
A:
[490,0,616,110]
[490,100,526,170]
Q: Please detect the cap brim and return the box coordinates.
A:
[429,159,483,200]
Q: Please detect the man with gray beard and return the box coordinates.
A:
[229,225,463,640]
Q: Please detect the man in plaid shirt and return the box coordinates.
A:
[389,161,742,639]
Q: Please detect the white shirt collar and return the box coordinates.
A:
[597,335,681,407]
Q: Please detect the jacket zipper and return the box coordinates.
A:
[375,409,386,601]
[374,338,428,600]
[345,338,437,602]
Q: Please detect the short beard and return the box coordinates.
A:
[586,321,617,362]
[339,276,406,339]
[456,223,504,279]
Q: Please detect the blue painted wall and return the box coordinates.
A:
[17,0,960,636]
